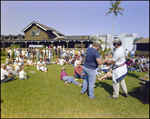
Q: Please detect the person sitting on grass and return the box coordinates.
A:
[1,64,15,83]
[37,58,47,73]
[14,63,22,76]
[97,70,113,81]
[140,61,148,72]
[129,59,142,72]
[146,60,149,72]
[74,62,85,80]
[19,67,28,80]
[60,67,82,86]
[5,56,10,65]
[31,57,37,66]
[45,56,51,65]
[6,62,14,74]
[56,56,60,64]
[58,57,66,65]
[27,58,33,66]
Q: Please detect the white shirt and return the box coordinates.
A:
[22,51,25,55]
[16,50,20,55]
[6,65,13,72]
[146,63,149,68]
[125,50,129,55]
[112,46,126,66]
[1,68,9,80]
[19,71,27,78]
[140,63,146,68]
[72,50,75,54]
[74,60,80,67]
[59,59,66,65]
[15,65,20,72]
[37,61,45,70]
[27,60,32,65]
[131,50,135,55]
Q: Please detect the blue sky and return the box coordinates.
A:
[1,1,149,38]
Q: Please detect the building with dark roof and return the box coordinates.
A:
[1,21,95,48]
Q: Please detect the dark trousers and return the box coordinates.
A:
[1,76,15,83]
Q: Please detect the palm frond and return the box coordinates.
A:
[117,11,123,16]
[105,11,112,16]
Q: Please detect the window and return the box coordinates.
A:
[30,30,40,36]
[10,36,13,40]
[18,35,22,40]
[30,30,35,36]
[35,30,40,36]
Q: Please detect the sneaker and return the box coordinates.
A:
[122,93,129,97]
[89,96,97,100]
[109,95,118,99]
[81,91,87,95]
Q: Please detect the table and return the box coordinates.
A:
[138,77,149,104]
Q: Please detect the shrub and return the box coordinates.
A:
[1,51,6,56]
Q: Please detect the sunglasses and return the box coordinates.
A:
[113,43,117,46]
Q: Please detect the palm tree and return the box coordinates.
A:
[106,0,124,49]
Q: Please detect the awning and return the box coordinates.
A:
[29,45,43,48]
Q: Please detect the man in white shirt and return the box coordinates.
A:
[58,58,66,65]
[1,64,15,83]
[27,58,33,66]
[130,49,135,58]
[124,49,129,58]
[74,58,81,67]
[106,38,129,99]
[37,58,47,73]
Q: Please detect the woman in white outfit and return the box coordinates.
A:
[105,38,129,99]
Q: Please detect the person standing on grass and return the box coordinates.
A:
[105,38,129,99]
[60,67,82,86]
[1,64,15,83]
[81,41,108,100]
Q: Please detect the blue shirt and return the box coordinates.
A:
[84,47,100,69]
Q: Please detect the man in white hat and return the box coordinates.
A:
[105,38,129,99]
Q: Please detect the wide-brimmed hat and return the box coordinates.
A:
[61,67,66,71]
[113,38,122,45]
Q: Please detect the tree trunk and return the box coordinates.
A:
[110,13,115,49]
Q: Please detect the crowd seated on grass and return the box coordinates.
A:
[2,47,149,86]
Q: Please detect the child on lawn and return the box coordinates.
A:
[19,67,28,80]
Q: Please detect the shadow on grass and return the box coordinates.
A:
[121,87,149,104]
[95,81,113,95]
[127,72,140,79]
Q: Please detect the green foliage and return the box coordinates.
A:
[1,51,6,56]
[10,44,21,49]
[134,37,143,42]
[92,36,112,58]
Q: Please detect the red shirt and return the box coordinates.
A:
[74,66,83,75]
[60,71,68,80]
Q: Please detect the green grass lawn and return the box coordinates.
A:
[1,56,149,118]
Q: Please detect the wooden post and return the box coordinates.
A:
[25,42,27,48]
[66,41,69,49]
